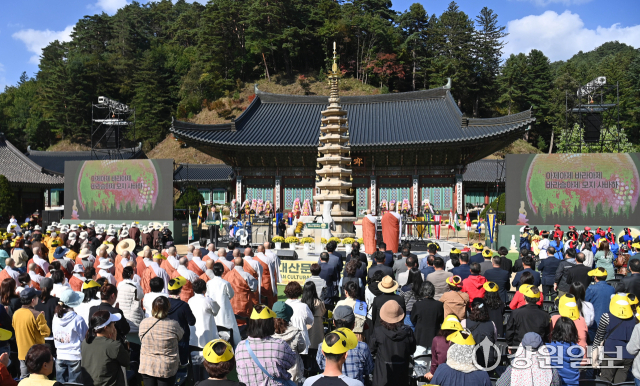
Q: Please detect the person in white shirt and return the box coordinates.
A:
[232,256,258,292]
[28,263,44,290]
[205,262,241,346]
[263,242,282,283]
[50,270,70,298]
[538,231,550,259]
[74,279,103,326]
[188,279,220,348]
[177,257,200,283]
[142,277,167,318]
[205,243,217,260]
[96,260,117,286]
[31,246,49,275]
[166,246,180,270]
[191,249,207,273]
[243,248,262,298]
[283,281,314,354]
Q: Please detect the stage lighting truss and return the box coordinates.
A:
[562,78,622,153]
[91,96,136,160]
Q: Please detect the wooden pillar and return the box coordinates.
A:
[484,185,489,205]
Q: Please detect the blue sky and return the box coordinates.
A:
[1,0,639,89]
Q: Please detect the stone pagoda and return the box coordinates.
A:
[313,43,356,238]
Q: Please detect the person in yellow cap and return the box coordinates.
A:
[304,329,362,386]
[430,330,491,386]
[592,293,637,382]
[551,294,588,350]
[585,266,616,339]
[470,243,485,264]
[164,276,195,366]
[439,276,468,320]
[505,285,550,347]
[424,314,463,381]
[235,305,297,386]
[370,300,415,386]
[200,339,243,386]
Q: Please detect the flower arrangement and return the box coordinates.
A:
[442,220,449,225]
[328,237,341,243]
[342,237,355,245]
[301,237,314,244]
[295,222,305,233]
[272,236,285,243]
[357,238,363,244]
[321,238,328,244]
[222,216,229,221]
[472,220,478,224]
[285,236,299,244]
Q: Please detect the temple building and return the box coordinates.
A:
[171,81,534,218]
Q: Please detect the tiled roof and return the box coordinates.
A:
[171,85,536,149]
[0,134,64,186]
[464,159,505,183]
[173,164,234,182]
[27,145,144,174]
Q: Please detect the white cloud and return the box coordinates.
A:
[12,25,74,65]
[515,0,592,6]
[504,11,640,62]
[89,0,129,14]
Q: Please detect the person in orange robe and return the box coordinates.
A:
[381,202,402,253]
[141,254,170,294]
[226,257,258,326]
[69,265,84,292]
[362,210,377,255]
[253,246,276,307]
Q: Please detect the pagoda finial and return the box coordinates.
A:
[329,41,340,105]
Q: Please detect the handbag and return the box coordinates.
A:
[591,319,624,369]
[244,340,297,386]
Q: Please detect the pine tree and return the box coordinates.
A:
[398,3,429,91]
[525,49,553,150]
[473,7,506,117]
[497,53,528,115]
[0,175,18,218]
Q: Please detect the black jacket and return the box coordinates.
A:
[565,264,592,289]
[505,304,549,346]
[410,298,444,348]
[34,295,60,337]
[89,302,130,341]
[622,273,640,299]
[513,258,535,273]
[368,265,393,281]
[370,324,416,386]
[554,259,576,292]
[499,256,513,273]
[371,293,406,328]
[483,268,511,303]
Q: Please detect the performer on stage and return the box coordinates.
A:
[381,201,402,253]
[207,205,221,248]
[362,210,377,255]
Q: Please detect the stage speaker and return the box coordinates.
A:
[252,223,272,245]
[277,250,298,260]
[42,210,62,229]
[105,126,120,148]
[583,114,602,143]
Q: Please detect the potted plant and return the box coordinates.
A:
[285,236,299,250]
[321,238,327,250]
[272,236,285,249]
[357,237,364,245]
[342,237,355,254]
[328,237,341,244]
[301,237,314,251]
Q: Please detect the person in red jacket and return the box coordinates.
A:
[509,271,543,309]
[461,262,487,304]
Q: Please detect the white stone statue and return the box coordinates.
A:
[509,235,518,252]
[321,201,334,240]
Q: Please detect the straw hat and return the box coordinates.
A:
[78,248,92,259]
[99,243,115,255]
[378,276,398,293]
[116,239,136,255]
[379,300,404,323]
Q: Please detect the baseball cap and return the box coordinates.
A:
[20,287,41,302]
[332,305,355,324]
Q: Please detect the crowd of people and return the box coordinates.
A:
[0,220,639,386]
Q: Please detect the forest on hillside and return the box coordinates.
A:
[0,0,639,153]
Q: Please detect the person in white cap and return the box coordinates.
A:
[78,248,95,271]
[97,260,116,286]
[70,264,85,292]
[66,231,77,249]
[106,230,117,244]
[79,231,88,249]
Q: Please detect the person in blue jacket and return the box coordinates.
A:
[550,232,564,260]
[547,316,582,386]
